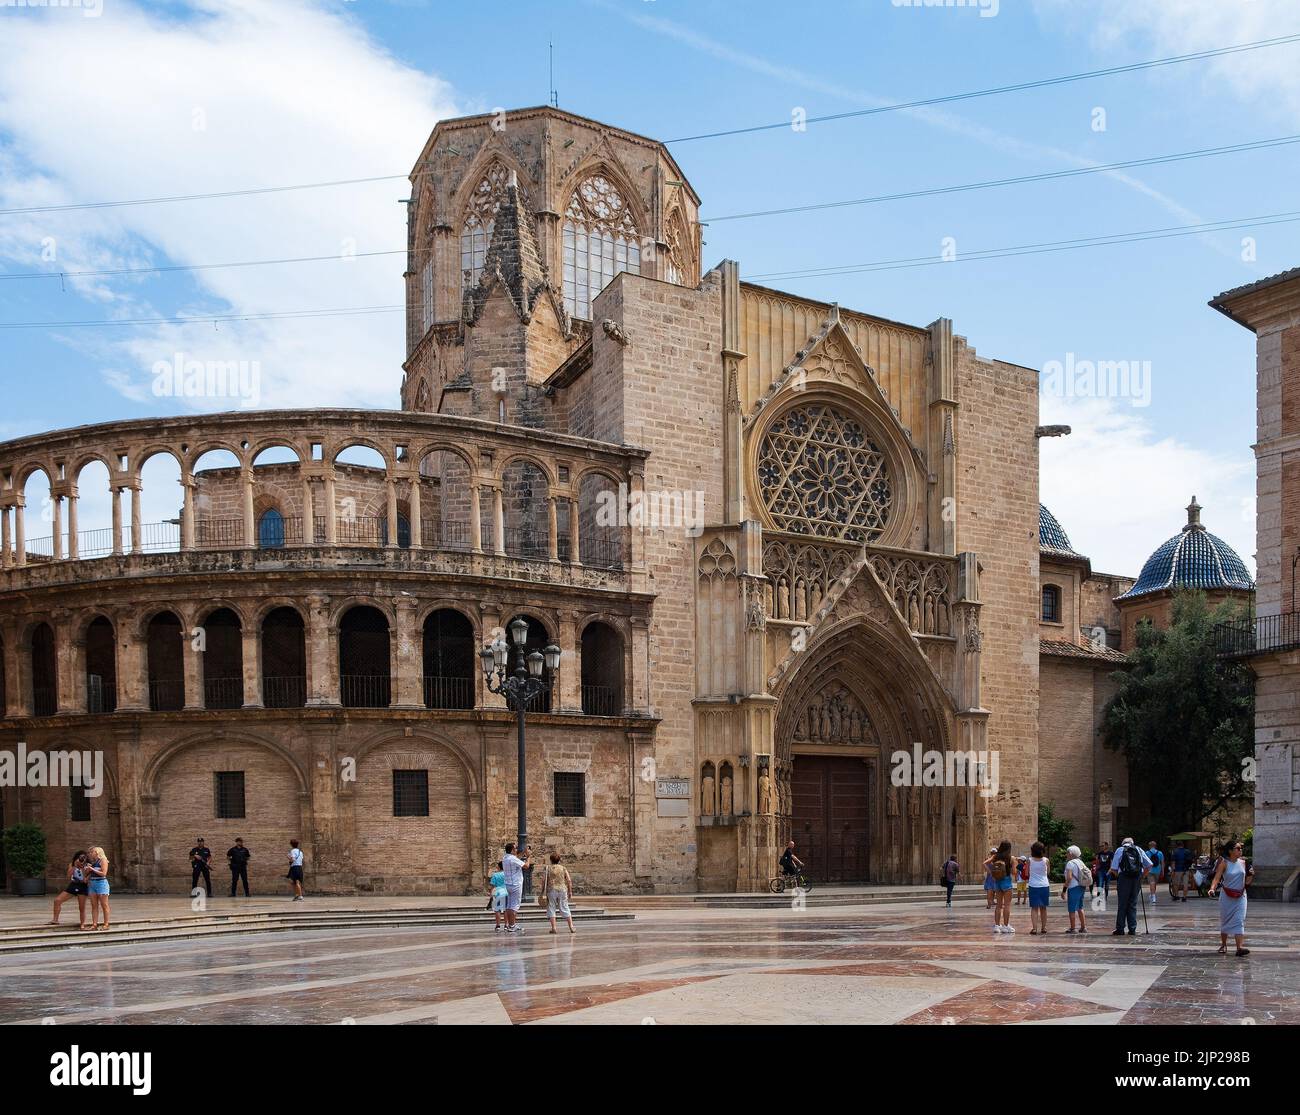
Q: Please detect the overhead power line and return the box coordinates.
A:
[665,32,1300,143]
[0,248,407,281]
[746,209,1300,281]
[0,305,403,330]
[703,133,1300,222]
[1,32,1297,218]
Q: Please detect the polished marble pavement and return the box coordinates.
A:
[2,895,1296,1025]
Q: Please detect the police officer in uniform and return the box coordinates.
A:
[227,837,251,897]
[190,837,214,897]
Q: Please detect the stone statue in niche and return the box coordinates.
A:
[720,773,733,816]
[701,770,716,816]
[757,769,772,815]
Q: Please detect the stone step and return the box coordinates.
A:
[0,908,631,954]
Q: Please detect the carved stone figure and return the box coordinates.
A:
[720,773,733,816]
[758,770,772,815]
[701,772,716,816]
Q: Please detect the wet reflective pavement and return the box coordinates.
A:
[2,896,1297,1025]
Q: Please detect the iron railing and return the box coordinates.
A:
[1216,613,1300,658]
[263,675,307,709]
[581,684,621,716]
[148,679,184,712]
[340,674,391,708]
[203,676,244,710]
[422,674,474,710]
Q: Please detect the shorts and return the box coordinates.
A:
[547,888,572,920]
[1067,885,1085,913]
[491,891,508,913]
[87,878,110,896]
[505,884,522,912]
[983,876,994,890]
[1172,870,1187,889]
[1016,881,1028,893]
[1028,886,1050,909]
[288,865,304,882]
[995,877,1012,891]
[64,881,89,897]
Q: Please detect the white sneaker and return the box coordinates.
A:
[993,925,1004,933]
[1006,925,1015,934]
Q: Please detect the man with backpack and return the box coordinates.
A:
[1109,837,1152,936]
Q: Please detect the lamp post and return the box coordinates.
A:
[481,617,561,899]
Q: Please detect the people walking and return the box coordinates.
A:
[287,839,305,901]
[1208,840,1253,957]
[983,846,997,910]
[1095,841,1112,900]
[1109,837,1151,936]
[227,838,251,897]
[1027,842,1052,934]
[48,851,90,928]
[501,842,531,934]
[489,861,509,931]
[941,854,960,907]
[1146,841,1164,905]
[189,837,213,898]
[1062,845,1090,934]
[84,846,111,930]
[987,841,1015,934]
[1170,840,1193,901]
[542,852,576,935]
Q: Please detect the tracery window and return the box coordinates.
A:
[420,259,434,331]
[460,162,514,292]
[562,173,641,319]
[758,401,893,543]
[664,208,690,286]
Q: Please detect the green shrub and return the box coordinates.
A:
[2,823,47,879]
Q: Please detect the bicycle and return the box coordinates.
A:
[769,870,814,895]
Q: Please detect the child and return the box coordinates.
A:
[489,860,509,932]
[1015,855,1030,905]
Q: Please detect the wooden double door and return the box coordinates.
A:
[791,754,871,883]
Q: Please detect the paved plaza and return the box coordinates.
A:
[1,892,1297,1025]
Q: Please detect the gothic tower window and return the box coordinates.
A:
[758,401,894,543]
[562,173,641,319]
[664,207,690,286]
[460,162,515,292]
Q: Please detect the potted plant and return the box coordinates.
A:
[2,823,48,897]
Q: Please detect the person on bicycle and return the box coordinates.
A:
[779,841,804,878]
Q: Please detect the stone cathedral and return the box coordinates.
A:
[4,106,1182,895]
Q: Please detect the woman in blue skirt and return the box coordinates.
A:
[1208,840,1253,957]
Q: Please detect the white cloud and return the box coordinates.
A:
[0,0,459,413]
[1039,394,1256,578]
[1033,0,1300,122]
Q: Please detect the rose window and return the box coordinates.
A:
[758,402,893,542]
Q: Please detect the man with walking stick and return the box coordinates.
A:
[1109,837,1152,937]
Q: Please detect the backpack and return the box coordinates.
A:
[1118,844,1142,879]
[990,859,1007,880]
[1072,859,1093,888]
[1018,859,1029,881]
[944,859,959,883]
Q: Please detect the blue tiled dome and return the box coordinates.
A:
[1116,498,1253,601]
[1039,505,1086,561]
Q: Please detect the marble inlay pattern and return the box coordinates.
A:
[1,898,1297,1026]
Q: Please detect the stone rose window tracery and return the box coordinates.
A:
[758,401,894,543]
[460,162,516,292]
[563,173,641,319]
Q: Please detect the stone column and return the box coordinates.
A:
[408,477,422,549]
[180,474,195,551]
[14,496,26,567]
[67,486,79,560]
[1,506,11,569]
[492,487,506,556]
[301,476,315,544]
[111,486,124,556]
[242,468,256,549]
[476,602,502,708]
[305,594,337,706]
[51,494,63,561]
[129,484,143,554]
[183,617,204,710]
[547,497,559,562]
[323,474,338,544]
[558,611,580,713]
[469,485,483,553]
[55,613,80,715]
[392,595,422,708]
[568,498,581,566]
[116,620,148,712]
[241,622,262,708]
[385,478,399,549]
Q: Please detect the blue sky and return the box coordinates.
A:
[1,0,1297,575]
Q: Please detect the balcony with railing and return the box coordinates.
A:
[1215,613,1300,659]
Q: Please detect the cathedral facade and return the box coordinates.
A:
[1,108,1055,893]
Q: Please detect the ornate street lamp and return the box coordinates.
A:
[481,617,561,898]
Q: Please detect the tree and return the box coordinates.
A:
[1102,590,1254,834]
[1038,801,1073,849]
